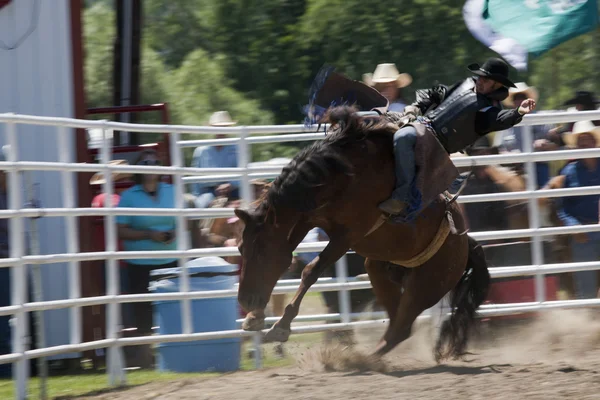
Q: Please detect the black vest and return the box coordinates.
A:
[425,78,495,154]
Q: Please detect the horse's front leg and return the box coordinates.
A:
[264,239,350,342]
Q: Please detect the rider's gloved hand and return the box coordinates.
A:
[402,105,422,122]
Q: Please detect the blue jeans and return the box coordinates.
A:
[390,125,418,202]
[570,237,600,299]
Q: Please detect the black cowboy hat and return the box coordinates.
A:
[563,91,600,107]
[467,58,516,88]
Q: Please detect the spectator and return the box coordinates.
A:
[494,82,557,188]
[549,91,600,149]
[456,138,511,236]
[551,121,600,299]
[363,63,412,112]
[90,160,133,254]
[454,137,534,268]
[564,91,600,126]
[116,148,178,368]
[190,111,240,208]
[89,159,132,208]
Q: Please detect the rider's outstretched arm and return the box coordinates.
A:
[475,106,524,135]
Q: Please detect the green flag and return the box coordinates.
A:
[483,0,598,56]
[464,0,599,70]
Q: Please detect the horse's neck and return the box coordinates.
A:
[268,208,312,249]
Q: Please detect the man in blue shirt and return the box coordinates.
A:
[553,121,600,299]
[190,111,240,208]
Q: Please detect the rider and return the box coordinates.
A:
[378,57,537,216]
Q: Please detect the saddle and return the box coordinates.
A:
[385,118,462,223]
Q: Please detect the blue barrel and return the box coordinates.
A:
[149,256,241,373]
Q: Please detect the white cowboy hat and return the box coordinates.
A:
[89,159,133,185]
[362,63,412,89]
[502,82,539,107]
[562,120,600,148]
[209,111,237,126]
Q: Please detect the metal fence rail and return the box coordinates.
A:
[1,109,600,399]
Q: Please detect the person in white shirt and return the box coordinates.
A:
[190,111,240,208]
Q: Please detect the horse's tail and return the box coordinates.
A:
[434,235,491,363]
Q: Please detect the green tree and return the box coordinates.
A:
[143,0,215,68]
[212,0,310,124]
[83,2,115,111]
[528,27,600,111]
[166,49,287,163]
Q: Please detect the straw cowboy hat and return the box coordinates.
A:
[89,159,133,185]
[209,111,237,126]
[363,63,412,89]
[502,82,539,107]
[562,120,600,148]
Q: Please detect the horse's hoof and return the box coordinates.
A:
[264,325,291,343]
[242,313,265,331]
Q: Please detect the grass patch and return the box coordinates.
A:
[0,370,206,400]
[0,292,331,398]
[0,335,314,399]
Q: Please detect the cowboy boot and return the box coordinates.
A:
[378,198,408,215]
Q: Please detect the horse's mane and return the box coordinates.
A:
[254,105,395,219]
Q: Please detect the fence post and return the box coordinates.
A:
[237,127,252,208]
[335,256,351,324]
[24,171,47,400]
[101,123,125,386]
[236,126,262,368]
[58,127,82,346]
[170,131,192,335]
[522,124,546,303]
[6,119,28,400]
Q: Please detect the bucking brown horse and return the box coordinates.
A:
[233,106,490,362]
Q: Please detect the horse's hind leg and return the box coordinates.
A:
[364,259,403,322]
[372,234,469,357]
[364,259,403,350]
[372,278,424,356]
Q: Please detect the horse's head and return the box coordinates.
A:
[234,208,294,313]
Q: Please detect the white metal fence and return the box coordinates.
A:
[1,110,600,399]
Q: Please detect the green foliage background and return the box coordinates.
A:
[83,0,600,163]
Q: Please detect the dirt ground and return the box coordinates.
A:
[74,308,600,400]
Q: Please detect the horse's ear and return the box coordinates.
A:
[234,208,252,226]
